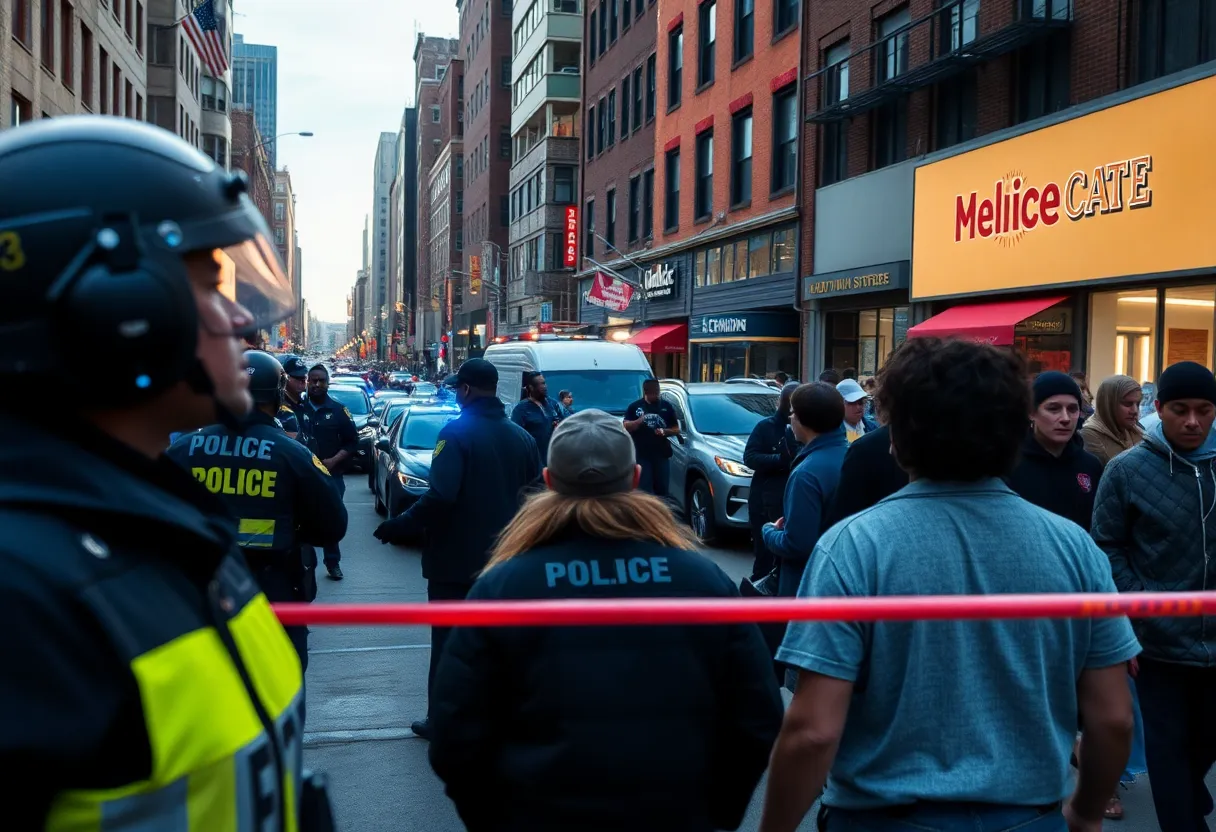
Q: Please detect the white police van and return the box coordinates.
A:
[483,335,654,415]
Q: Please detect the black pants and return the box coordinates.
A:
[322,475,346,567]
[426,580,475,719]
[748,495,780,581]
[1137,657,1216,832]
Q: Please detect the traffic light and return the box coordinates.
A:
[441,334,449,343]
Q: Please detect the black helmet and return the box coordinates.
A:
[245,350,285,407]
[0,117,295,408]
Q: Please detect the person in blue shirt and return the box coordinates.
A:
[511,371,563,464]
[759,337,1140,832]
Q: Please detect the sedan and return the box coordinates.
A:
[325,385,379,473]
[372,390,412,417]
[373,404,461,518]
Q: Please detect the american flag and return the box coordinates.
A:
[182,0,228,79]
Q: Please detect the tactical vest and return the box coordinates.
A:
[46,555,304,831]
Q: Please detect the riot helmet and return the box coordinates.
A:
[0,117,295,411]
[245,350,286,408]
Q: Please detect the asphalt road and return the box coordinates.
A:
[303,473,1189,831]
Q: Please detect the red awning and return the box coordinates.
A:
[628,323,688,354]
[906,296,1068,347]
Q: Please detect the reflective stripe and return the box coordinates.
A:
[101,779,188,832]
[237,518,276,549]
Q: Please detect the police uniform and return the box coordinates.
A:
[167,407,348,671]
[303,392,357,574]
[0,117,327,829]
[279,356,317,452]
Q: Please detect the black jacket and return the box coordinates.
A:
[303,394,359,472]
[0,412,301,828]
[743,413,796,521]
[378,396,542,583]
[822,424,909,529]
[429,532,783,832]
[1006,431,1105,532]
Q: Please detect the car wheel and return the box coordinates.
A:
[368,466,376,491]
[687,478,718,545]
[374,483,387,516]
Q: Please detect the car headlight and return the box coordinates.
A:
[714,456,753,477]
[358,427,376,438]
[397,471,428,489]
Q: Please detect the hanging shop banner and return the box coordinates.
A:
[586,271,633,313]
[563,206,579,267]
[911,74,1216,300]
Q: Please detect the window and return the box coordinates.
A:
[274,228,286,245]
[607,89,616,146]
[623,0,631,27]
[135,92,142,120]
[499,126,511,158]
[81,24,94,109]
[589,9,598,64]
[148,94,174,130]
[610,0,618,41]
[584,199,596,257]
[642,168,654,237]
[149,23,174,65]
[99,48,110,114]
[597,96,607,151]
[698,1,716,87]
[735,0,753,63]
[432,105,441,123]
[628,175,640,241]
[873,99,908,169]
[632,66,644,128]
[730,109,752,205]
[1015,30,1070,124]
[13,0,31,46]
[620,75,631,136]
[502,0,512,15]
[203,134,227,167]
[1136,0,1214,80]
[41,0,55,72]
[877,7,911,82]
[694,132,713,219]
[668,28,683,108]
[201,76,227,112]
[820,40,849,185]
[586,104,596,158]
[941,0,978,51]
[60,1,73,88]
[935,70,977,150]
[664,150,680,230]
[773,86,797,191]
[455,192,463,214]
[10,92,32,127]
[455,230,464,251]
[775,0,799,34]
[598,2,607,55]
[501,56,511,87]
[501,195,510,226]
[606,188,617,247]
[554,166,575,203]
[645,54,656,120]
[274,203,286,221]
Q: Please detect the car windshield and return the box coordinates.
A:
[382,403,411,428]
[687,392,779,435]
[411,382,438,397]
[540,370,654,415]
[328,387,371,415]
[399,413,460,450]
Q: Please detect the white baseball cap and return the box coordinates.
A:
[836,378,869,403]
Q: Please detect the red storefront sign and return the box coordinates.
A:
[586,271,634,313]
[563,205,579,267]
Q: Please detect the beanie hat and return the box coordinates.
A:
[1156,361,1216,405]
[1033,371,1082,408]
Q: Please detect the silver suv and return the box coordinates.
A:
[658,380,780,544]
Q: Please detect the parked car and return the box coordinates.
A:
[325,385,379,473]
[658,380,780,543]
[372,390,412,417]
[367,399,415,490]
[373,403,462,518]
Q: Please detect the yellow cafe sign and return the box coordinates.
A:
[911,74,1216,300]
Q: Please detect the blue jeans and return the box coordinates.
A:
[322,474,346,567]
[823,803,1065,832]
[638,456,670,498]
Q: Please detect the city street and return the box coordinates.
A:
[304,475,1190,831]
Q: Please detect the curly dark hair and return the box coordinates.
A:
[875,338,1029,481]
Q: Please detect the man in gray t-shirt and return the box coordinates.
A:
[759,338,1140,832]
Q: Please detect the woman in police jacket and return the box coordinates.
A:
[429,410,783,832]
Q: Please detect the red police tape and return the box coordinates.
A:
[272,591,1216,627]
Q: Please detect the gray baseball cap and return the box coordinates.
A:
[546,409,637,497]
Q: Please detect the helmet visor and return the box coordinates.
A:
[208,234,295,335]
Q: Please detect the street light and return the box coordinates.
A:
[250,131,315,154]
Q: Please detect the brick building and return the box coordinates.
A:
[799,0,1215,384]
[430,58,466,363]
[642,0,803,381]
[230,109,273,228]
[412,34,459,361]
[576,0,658,354]
[389,106,417,359]
[272,169,299,346]
[3,0,147,129]
[457,0,513,341]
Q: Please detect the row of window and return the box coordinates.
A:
[585,53,656,160]
[510,165,575,222]
[13,0,145,68]
[587,0,652,66]
[583,167,655,258]
[692,227,796,287]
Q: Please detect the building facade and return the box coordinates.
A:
[370,131,397,359]
[799,0,1214,383]
[144,0,204,153]
[390,105,419,359]
[231,33,277,165]
[3,0,148,129]
[505,0,583,332]
[428,139,463,366]
[577,0,659,355]
[272,169,299,345]
[412,34,460,363]
[457,0,513,341]
[633,0,802,381]
[230,108,273,227]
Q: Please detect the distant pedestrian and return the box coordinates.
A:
[836,378,878,444]
[743,382,799,582]
[430,410,783,832]
[1080,375,1143,465]
[818,368,842,385]
[557,389,575,417]
[511,371,562,464]
[623,379,680,497]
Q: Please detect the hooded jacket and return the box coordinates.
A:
[1092,420,1216,666]
[1079,375,1144,467]
[1006,431,1105,532]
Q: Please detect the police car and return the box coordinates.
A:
[372,403,461,517]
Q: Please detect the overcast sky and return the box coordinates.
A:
[234,0,458,322]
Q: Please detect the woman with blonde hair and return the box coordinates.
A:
[429,409,783,832]
[1080,374,1144,465]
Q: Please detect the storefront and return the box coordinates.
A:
[806,261,912,377]
[689,311,801,382]
[908,67,1216,388]
[578,254,692,379]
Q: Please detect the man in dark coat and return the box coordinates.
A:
[743,382,799,581]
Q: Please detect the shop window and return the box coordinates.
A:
[1164,286,1216,371]
[748,234,771,278]
[772,228,795,273]
[706,246,722,285]
[1137,0,1216,82]
[826,307,910,376]
[1015,29,1070,125]
[935,70,977,150]
[1013,304,1073,373]
[1089,289,1158,388]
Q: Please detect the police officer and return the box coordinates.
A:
[0,117,323,829]
[278,353,316,450]
[167,350,348,676]
[303,363,359,579]
[373,358,542,740]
